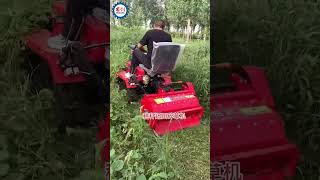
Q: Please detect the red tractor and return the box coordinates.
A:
[117,42,204,135]
[210,63,299,179]
[24,0,109,172]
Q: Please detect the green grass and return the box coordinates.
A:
[110,26,210,179]
[0,0,105,179]
[168,126,210,179]
[216,0,320,179]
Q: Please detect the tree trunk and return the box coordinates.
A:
[187,18,191,41]
[144,19,148,29]
[115,19,121,26]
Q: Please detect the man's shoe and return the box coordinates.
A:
[125,72,133,78]
[129,75,138,85]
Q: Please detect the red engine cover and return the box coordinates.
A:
[211,65,299,179]
[117,61,146,89]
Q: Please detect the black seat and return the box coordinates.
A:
[139,42,185,76]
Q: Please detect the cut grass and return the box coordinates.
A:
[168,124,210,180]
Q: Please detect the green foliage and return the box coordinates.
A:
[112,0,146,27]
[216,0,320,179]
[138,0,165,25]
[165,0,210,28]
[111,0,210,40]
[110,26,210,179]
[0,0,105,179]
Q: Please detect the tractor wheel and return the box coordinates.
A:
[22,46,53,94]
[117,78,140,103]
[127,88,140,103]
[53,83,103,133]
[29,61,53,94]
[116,77,126,90]
[54,84,90,133]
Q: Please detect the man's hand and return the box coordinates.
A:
[137,43,147,53]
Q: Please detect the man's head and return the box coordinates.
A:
[153,20,166,30]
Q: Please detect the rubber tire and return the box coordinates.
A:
[127,88,139,102]
[117,77,126,90]
[117,78,140,102]
[26,53,104,133]
[29,61,53,94]
[54,83,95,133]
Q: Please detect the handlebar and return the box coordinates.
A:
[84,42,110,50]
[128,44,147,53]
[129,45,137,50]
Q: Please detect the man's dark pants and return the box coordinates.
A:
[130,48,151,74]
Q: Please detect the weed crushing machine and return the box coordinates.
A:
[117,43,203,135]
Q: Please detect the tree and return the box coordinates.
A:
[165,0,210,40]
[122,0,145,27]
[110,0,210,40]
[136,0,165,28]
[111,0,166,28]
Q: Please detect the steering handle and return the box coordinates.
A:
[128,45,137,50]
[84,42,110,50]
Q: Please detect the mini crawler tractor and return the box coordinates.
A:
[117,42,204,135]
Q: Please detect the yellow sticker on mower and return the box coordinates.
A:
[154,98,165,104]
[240,105,272,116]
[154,97,172,104]
[154,95,194,104]
[185,95,195,98]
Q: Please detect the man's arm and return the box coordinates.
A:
[137,43,147,52]
[137,31,149,52]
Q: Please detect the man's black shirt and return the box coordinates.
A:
[139,29,172,59]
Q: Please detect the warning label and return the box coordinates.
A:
[154,94,195,104]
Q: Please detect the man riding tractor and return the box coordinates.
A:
[127,20,172,85]
[117,20,204,135]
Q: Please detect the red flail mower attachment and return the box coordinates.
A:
[210,63,299,180]
[140,82,204,135]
